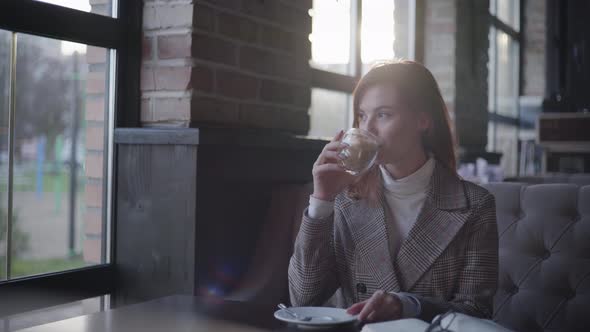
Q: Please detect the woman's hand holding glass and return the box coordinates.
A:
[311,130,357,201]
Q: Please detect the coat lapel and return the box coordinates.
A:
[394,162,471,291]
[347,194,401,293]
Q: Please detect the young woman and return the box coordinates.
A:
[288,60,498,323]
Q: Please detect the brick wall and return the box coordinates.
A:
[423,0,456,119]
[422,0,491,158]
[454,0,489,152]
[523,0,545,97]
[141,0,312,134]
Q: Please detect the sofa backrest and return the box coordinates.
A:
[504,174,590,186]
[483,183,590,332]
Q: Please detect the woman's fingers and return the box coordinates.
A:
[331,129,344,142]
[316,151,341,166]
[312,163,345,175]
[348,291,403,323]
[346,300,367,315]
[358,292,385,321]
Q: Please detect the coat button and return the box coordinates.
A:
[356,283,367,294]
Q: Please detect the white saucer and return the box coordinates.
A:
[274,307,358,328]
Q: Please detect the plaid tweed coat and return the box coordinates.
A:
[288,162,498,322]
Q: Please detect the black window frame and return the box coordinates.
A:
[487,0,523,176]
[309,0,423,132]
[0,0,141,316]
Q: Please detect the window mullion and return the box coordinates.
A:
[352,0,363,79]
[6,32,17,280]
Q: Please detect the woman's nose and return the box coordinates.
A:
[361,117,377,135]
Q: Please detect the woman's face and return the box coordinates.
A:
[357,83,430,165]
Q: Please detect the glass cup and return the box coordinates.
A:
[337,128,380,175]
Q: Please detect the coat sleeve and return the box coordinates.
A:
[288,207,340,306]
[414,192,499,321]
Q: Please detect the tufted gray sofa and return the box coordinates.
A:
[227,182,590,331]
[482,183,590,332]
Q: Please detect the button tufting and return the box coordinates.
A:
[542,250,551,260]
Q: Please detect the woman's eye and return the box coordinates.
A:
[378,112,391,118]
[358,113,367,121]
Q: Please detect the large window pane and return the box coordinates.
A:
[35,0,114,17]
[9,33,109,278]
[361,0,395,74]
[496,30,519,117]
[496,123,518,177]
[0,30,10,281]
[310,0,353,75]
[308,88,352,138]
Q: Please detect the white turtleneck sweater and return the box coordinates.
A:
[308,157,436,318]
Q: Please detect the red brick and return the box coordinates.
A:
[260,25,294,52]
[191,97,239,124]
[293,8,312,35]
[155,66,192,90]
[87,46,106,64]
[284,108,309,134]
[141,67,155,91]
[86,98,105,121]
[216,70,259,100]
[141,98,152,122]
[238,104,279,128]
[282,0,312,11]
[260,79,295,104]
[158,34,192,59]
[191,65,214,92]
[154,97,191,121]
[277,3,296,30]
[143,65,213,92]
[293,57,311,81]
[273,55,297,79]
[143,36,153,60]
[86,153,104,179]
[241,0,279,22]
[239,46,269,73]
[192,33,237,65]
[84,209,102,235]
[85,181,103,208]
[238,104,308,133]
[194,4,215,32]
[86,126,104,151]
[143,4,193,30]
[294,35,311,59]
[83,237,102,264]
[240,46,296,79]
[218,12,259,43]
[202,0,241,11]
[86,72,106,94]
[293,84,310,108]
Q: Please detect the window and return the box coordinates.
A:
[488,0,521,177]
[0,0,138,313]
[308,0,414,138]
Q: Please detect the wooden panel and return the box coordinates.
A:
[115,143,197,305]
[113,128,324,305]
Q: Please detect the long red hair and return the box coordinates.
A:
[347,60,457,204]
